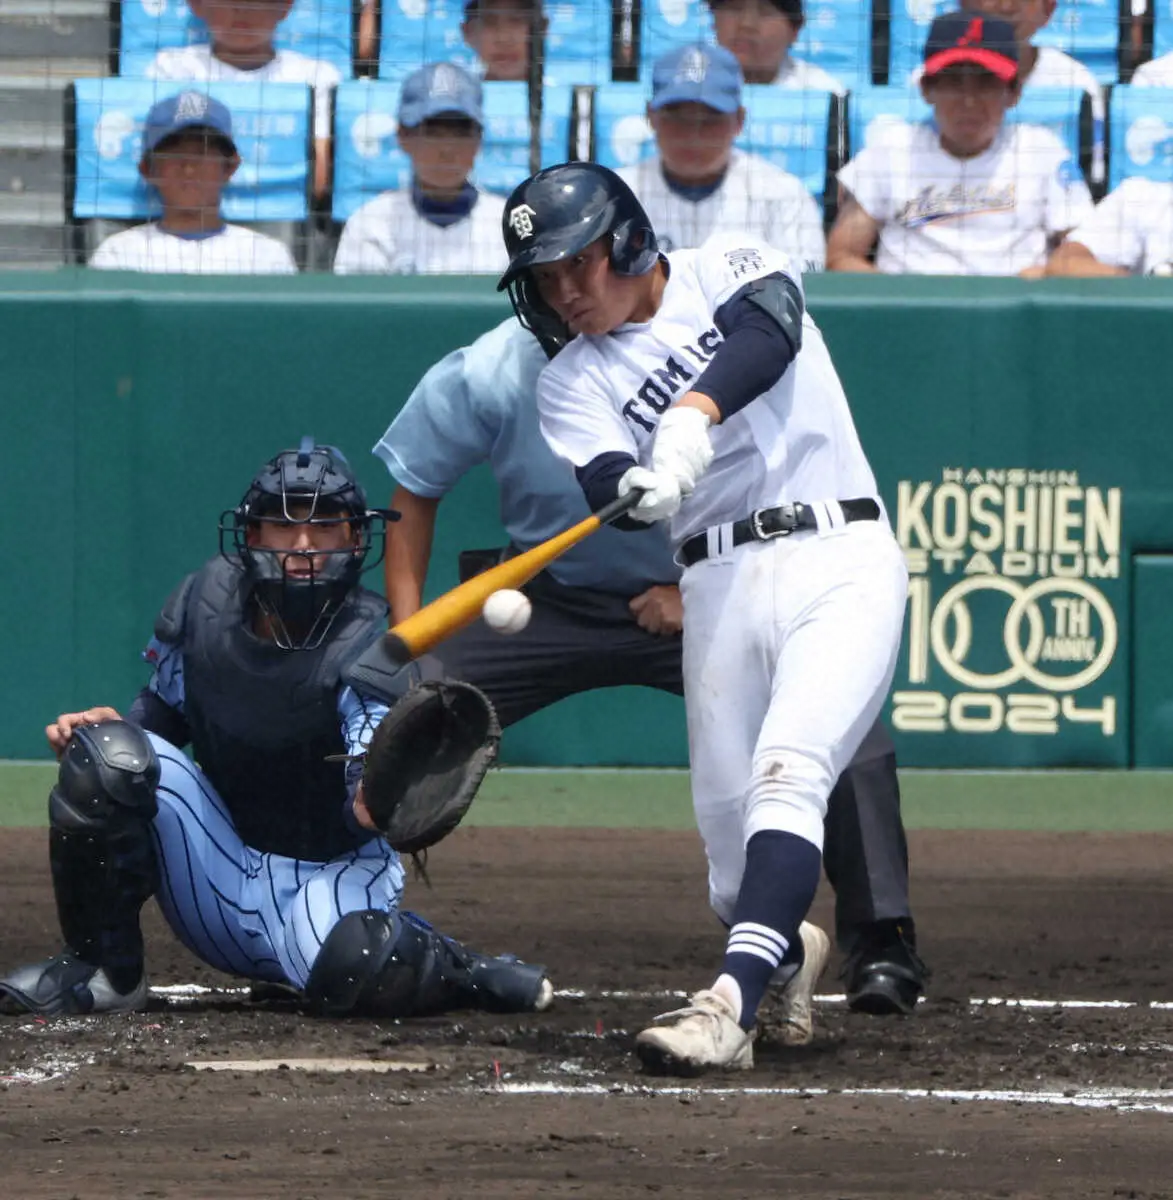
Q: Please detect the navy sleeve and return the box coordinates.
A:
[574,450,646,533]
[126,687,190,748]
[694,273,803,421]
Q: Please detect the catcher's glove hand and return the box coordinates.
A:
[361,680,501,855]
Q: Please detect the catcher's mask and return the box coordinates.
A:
[497,161,660,357]
[221,437,398,651]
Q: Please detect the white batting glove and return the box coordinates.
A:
[651,406,713,497]
[617,465,683,524]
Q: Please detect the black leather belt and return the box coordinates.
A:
[679,499,881,567]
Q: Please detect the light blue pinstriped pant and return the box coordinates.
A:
[146,734,405,989]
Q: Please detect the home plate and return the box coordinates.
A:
[186,1057,435,1074]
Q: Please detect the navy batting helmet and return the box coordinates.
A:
[221,438,396,650]
[497,162,660,356]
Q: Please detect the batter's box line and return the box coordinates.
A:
[488,1081,1173,1114]
[148,984,1173,1010]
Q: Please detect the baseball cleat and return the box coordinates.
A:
[635,988,754,1076]
[844,920,928,1016]
[0,951,148,1017]
[774,921,831,1046]
[533,976,555,1012]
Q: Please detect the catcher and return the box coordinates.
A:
[0,440,548,1019]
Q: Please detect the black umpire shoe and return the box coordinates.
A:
[843,920,928,1016]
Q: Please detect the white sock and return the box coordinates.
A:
[711,973,743,1023]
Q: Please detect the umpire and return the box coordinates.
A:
[374,317,927,1015]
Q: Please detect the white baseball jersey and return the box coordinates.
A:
[618,150,825,271]
[837,120,1094,274]
[332,188,507,275]
[537,231,880,548]
[1066,178,1173,275]
[146,45,340,142]
[1124,49,1173,86]
[88,222,297,274]
[771,55,846,96]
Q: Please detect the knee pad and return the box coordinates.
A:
[49,720,160,835]
[303,910,405,1017]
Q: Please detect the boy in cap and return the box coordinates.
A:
[708,0,844,94]
[144,0,340,199]
[617,43,824,271]
[827,12,1092,276]
[333,62,506,275]
[89,91,297,274]
[462,0,544,81]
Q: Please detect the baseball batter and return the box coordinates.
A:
[0,441,550,1019]
[829,13,1094,277]
[88,92,297,275]
[497,162,908,1074]
[377,315,928,1022]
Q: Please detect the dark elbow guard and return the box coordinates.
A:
[738,273,804,358]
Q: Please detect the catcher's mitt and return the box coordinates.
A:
[361,680,501,855]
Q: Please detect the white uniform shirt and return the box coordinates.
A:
[1125,50,1173,85]
[837,120,1094,274]
[771,56,846,96]
[537,232,880,547]
[618,150,825,271]
[88,222,297,273]
[146,45,340,142]
[332,188,507,275]
[1066,178,1173,274]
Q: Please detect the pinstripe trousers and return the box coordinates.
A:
[146,735,405,988]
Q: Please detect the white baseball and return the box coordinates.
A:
[482,589,532,635]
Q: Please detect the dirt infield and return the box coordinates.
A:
[2,824,1172,1198]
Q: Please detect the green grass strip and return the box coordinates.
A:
[1,763,1170,832]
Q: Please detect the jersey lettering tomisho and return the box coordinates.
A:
[537,232,882,547]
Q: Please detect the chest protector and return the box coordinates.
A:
[157,557,388,861]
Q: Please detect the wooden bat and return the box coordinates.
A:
[384,491,642,663]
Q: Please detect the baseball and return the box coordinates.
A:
[482,588,532,635]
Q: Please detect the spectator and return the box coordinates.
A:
[617,43,824,270]
[462,0,544,81]
[913,0,1105,182]
[333,62,506,275]
[144,0,340,200]
[707,0,845,94]
[1130,45,1173,86]
[1046,179,1173,276]
[89,92,297,275]
[827,12,1092,277]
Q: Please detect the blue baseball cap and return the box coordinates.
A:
[141,90,236,158]
[398,62,485,129]
[650,43,743,114]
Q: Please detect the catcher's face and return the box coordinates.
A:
[246,503,358,579]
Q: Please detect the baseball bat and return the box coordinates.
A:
[384,490,643,662]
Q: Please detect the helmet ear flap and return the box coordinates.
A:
[610,219,659,277]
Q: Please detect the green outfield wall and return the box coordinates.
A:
[2,271,1171,767]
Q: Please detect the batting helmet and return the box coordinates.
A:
[221,438,395,650]
[497,162,660,355]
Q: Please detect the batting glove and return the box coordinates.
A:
[617,465,684,524]
[651,406,714,498]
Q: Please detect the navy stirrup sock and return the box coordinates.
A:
[720,830,822,1030]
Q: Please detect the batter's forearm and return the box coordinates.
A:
[385,487,440,623]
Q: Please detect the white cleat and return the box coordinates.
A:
[773,921,831,1046]
[635,988,754,1076]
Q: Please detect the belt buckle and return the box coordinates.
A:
[750,503,797,542]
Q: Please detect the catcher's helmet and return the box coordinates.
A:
[221,437,396,650]
[497,162,660,355]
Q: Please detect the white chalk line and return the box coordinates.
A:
[144,983,1173,1011]
[490,1081,1173,1114]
